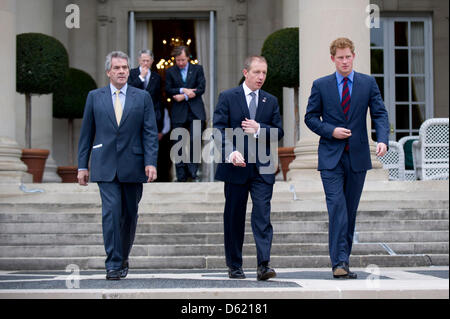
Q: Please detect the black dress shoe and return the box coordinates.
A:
[333,263,357,279]
[106,269,121,280]
[228,267,246,279]
[257,264,276,281]
[120,260,129,278]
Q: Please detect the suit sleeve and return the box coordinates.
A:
[142,91,159,167]
[77,91,96,169]
[193,65,206,96]
[368,77,390,145]
[304,81,336,140]
[128,71,145,89]
[213,92,234,162]
[165,68,182,96]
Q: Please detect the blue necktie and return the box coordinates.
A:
[181,68,187,83]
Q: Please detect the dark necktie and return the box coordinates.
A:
[341,77,351,151]
[249,92,257,120]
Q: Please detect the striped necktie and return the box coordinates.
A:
[341,77,351,120]
[341,77,351,151]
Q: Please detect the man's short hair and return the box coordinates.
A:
[105,51,130,71]
[171,46,190,58]
[138,49,154,60]
[329,38,355,56]
[243,55,267,71]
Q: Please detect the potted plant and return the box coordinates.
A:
[16,33,69,182]
[261,27,299,180]
[53,68,97,182]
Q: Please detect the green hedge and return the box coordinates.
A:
[53,68,97,119]
[16,33,69,94]
[261,27,299,88]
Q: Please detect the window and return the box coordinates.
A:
[370,16,433,141]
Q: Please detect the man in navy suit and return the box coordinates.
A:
[165,46,206,182]
[77,51,158,280]
[304,38,389,279]
[214,56,284,281]
[128,49,163,133]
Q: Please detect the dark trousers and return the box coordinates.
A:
[98,177,143,270]
[172,108,204,181]
[223,164,274,269]
[320,151,366,268]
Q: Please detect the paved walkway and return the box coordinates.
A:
[0,266,448,299]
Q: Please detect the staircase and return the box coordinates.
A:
[0,180,448,270]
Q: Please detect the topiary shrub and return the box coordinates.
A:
[261,27,299,141]
[53,68,97,165]
[16,32,69,148]
[261,27,299,89]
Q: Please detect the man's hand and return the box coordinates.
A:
[376,142,388,157]
[140,66,149,78]
[173,94,185,102]
[182,88,197,99]
[77,170,89,186]
[332,127,352,139]
[241,118,260,135]
[230,151,246,167]
[145,165,157,182]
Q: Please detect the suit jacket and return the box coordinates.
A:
[128,68,163,132]
[77,85,159,183]
[213,85,284,184]
[304,71,389,172]
[165,63,206,123]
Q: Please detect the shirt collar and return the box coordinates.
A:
[242,81,259,97]
[335,70,354,84]
[110,83,127,96]
[179,63,189,72]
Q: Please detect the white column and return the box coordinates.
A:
[281,0,299,147]
[0,0,30,184]
[15,0,61,182]
[235,1,247,79]
[288,0,386,181]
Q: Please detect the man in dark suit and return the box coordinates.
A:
[213,56,284,281]
[128,49,163,133]
[165,46,206,182]
[77,51,158,280]
[304,38,389,279]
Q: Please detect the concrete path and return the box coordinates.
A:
[0,266,447,299]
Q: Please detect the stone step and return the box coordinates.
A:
[1,231,448,246]
[0,199,448,213]
[0,254,447,271]
[0,209,448,223]
[0,219,447,234]
[0,242,447,258]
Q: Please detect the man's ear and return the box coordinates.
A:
[330,55,335,63]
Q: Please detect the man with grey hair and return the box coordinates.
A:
[78,50,159,280]
[128,49,163,133]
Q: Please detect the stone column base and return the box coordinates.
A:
[43,155,62,183]
[0,137,32,184]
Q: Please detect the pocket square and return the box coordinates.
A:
[93,144,103,149]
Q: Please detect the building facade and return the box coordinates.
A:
[0,0,447,183]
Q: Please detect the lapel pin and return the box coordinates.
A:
[262,97,267,103]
